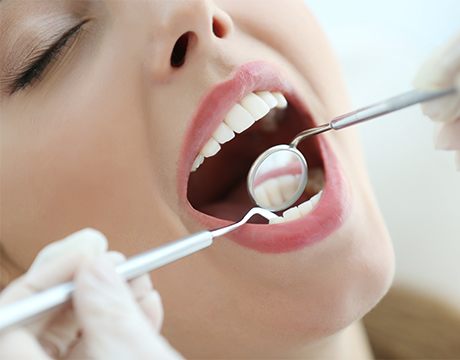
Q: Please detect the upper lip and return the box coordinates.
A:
[177,61,351,253]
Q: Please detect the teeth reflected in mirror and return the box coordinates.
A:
[252,175,302,209]
[248,146,308,212]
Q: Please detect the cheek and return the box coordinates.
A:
[0,75,174,267]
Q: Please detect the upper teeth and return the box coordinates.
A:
[191,91,288,172]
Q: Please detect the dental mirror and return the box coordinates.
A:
[247,144,308,212]
[247,87,456,212]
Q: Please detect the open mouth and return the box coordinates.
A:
[178,62,350,253]
[187,90,325,223]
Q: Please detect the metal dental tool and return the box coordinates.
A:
[247,87,457,212]
[0,207,277,332]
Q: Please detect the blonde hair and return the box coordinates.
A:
[1,248,459,358]
[0,243,23,289]
[364,285,460,359]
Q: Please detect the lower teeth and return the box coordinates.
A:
[268,189,323,224]
[268,168,324,224]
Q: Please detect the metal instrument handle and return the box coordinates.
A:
[0,231,213,331]
[330,88,456,130]
[117,231,213,280]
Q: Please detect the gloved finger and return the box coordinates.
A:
[128,274,164,331]
[0,228,107,337]
[0,329,51,360]
[421,88,460,123]
[103,251,164,331]
[30,228,107,272]
[0,228,107,306]
[74,254,154,336]
[414,34,460,90]
[414,34,460,125]
[74,255,178,359]
[38,305,79,359]
[36,251,126,359]
[435,119,460,150]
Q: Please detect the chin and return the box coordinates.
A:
[287,206,395,341]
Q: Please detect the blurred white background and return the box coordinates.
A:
[307,0,460,303]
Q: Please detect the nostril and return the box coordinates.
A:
[212,16,227,38]
[170,32,191,68]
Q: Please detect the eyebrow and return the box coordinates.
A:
[0,0,92,60]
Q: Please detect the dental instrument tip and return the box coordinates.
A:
[248,207,279,221]
[210,207,278,238]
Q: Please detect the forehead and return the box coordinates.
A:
[0,0,92,42]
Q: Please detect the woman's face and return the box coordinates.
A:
[0,0,394,357]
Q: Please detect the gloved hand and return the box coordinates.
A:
[414,34,460,170]
[0,229,183,359]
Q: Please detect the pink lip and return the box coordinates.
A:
[178,61,351,253]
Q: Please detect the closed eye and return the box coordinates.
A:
[10,20,88,94]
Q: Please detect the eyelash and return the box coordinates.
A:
[11,21,87,94]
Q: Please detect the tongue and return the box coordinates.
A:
[202,180,253,221]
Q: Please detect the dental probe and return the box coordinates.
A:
[290,87,457,147]
[0,208,277,332]
[247,87,457,211]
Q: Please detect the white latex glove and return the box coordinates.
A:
[0,229,183,360]
[414,34,460,170]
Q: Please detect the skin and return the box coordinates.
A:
[0,0,394,358]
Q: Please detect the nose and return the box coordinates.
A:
[147,0,233,82]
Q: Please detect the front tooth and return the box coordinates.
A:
[240,93,270,120]
[224,104,255,133]
[298,200,313,216]
[278,175,301,202]
[269,216,285,224]
[254,186,271,208]
[310,190,323,206]
[264,179,284,208]
[213,122,235,144]
[282,206,302,221]
[273,92,288,108]
[191,154,204,172]
[201,138,221,158]
[298,191,322,215]
[256,91,278,108]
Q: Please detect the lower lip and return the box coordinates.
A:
[179,62,351,253]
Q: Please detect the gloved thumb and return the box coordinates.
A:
[413,34,460,124]
[73,255,181,359]
[413,34,460,90]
